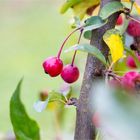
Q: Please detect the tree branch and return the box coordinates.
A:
[74,0,120,140]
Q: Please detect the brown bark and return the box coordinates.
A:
[74,0,120,140]
[134,37,140,54]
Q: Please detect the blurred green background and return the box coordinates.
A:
[0,0,87,139]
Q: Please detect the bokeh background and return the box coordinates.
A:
[0,0,87,139]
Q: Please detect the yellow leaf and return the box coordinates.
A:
[60,0,100,19]
[103,30,125,63]
[121,0,130,2]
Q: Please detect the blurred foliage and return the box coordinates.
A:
[60,0,100,19]
[93,82,140,140]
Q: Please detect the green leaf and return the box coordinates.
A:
[10,79,40,140]
[84,16,107,31]
[48,91,66,103]
[65,44,107,66]
[99,1,124,20]
[83,31,92,40]
[85,16,104,26]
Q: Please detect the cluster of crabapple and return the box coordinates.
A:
[109,14,140,92]
[116,14,140,69]
[110,71,140,92]
[93,16,140,128]
[116,14,140,37]
[121,71,140,91]
[94,71,140,128]
[126,18,140,68]
[93,71,140,129]
[42,29,83,84]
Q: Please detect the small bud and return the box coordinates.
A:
[39,90,48,101]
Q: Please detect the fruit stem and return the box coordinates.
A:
[71,29,83,66]
[128,15,140,24]
[57,26,83,58]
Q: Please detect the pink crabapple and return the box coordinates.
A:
[121,71,140,90]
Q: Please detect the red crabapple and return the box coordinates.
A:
[116,15,123,25]
[61,64,79,84]
[127,20,140,37]
[43,56,63,77]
